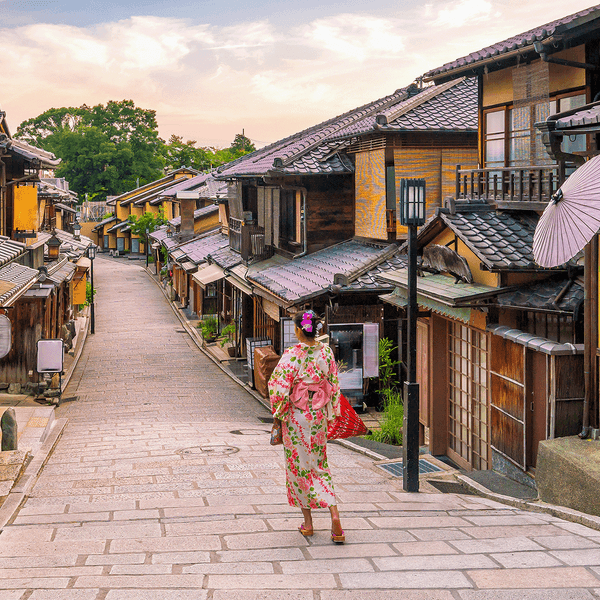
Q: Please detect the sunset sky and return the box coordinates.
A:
[1,1,597,149]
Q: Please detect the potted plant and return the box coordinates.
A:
[198,316,218,343]
[218,322,237,356]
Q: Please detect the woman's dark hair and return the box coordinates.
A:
[293,310,322,339]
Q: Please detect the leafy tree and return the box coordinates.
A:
[127,210,167,245]
[14,100,165,201]
[162,135,213,172]
[230,133,256,155]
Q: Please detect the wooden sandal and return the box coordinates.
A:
[331,530,345,544]
[299,524,314,537]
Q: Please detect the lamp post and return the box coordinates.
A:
[145,227,150,269]
[88,244,96,335]
[73,220,81,241]
[398,178,426,493]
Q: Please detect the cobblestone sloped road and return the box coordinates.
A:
[0,258,600,599]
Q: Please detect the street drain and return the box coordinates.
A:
[428,480,476,495]
[177,445,240,457]
[230,429,270,436]
[377,459,443,478]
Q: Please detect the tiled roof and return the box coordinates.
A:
[216,85,419,178]
[92,216,117,231]
[0,236,26,267]
[208,245,243,270]
[425,5,600,80]
[47,260,77,285]
[438,209,540,270]
[496,275,584,313]
[173,231,229,265]
[555,102,600,130]
[9,139,61,168]
[169,204,219,227]
[330,78,476,140]
[0,263,38,305]
[247,240,398,306]
[338,253,407,292]
[161,173,227,199]
[37,229,93,260]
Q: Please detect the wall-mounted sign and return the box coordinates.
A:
[0,315,11,359]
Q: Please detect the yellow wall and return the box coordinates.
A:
[482,46,586,108]
[355,150,387,240]
[72,275,87,305]
[13,185,38,232]
[432,228,499,287]
[196,212,220,234]
[116,202,130,221]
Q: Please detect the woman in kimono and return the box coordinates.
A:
[268,310,345,543]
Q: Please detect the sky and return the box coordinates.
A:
[0,0,598,149]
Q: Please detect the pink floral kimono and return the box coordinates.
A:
[269,342,341,509]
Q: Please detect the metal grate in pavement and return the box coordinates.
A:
[428,480,476,495]
[377,459,443,477]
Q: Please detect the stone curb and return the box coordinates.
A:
[61,306,90,393]
[457,473,600,533]
[0,417,68,530]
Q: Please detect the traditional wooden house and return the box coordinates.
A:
[390,4,600,480]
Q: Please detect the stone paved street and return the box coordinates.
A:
[1,257,600,598]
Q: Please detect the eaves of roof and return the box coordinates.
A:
[8,139,61,168]
[113,167,199,205]
[424,5,600,82]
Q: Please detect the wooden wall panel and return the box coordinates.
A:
[491,336,524,384]
[441,148,478,200]
[355,150,387,240]
[394,148,441,237]
[491,405,524,467]
[491,373,524,420]
[555,354,585,399]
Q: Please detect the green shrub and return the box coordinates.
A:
[198,316,218,339]
[84,282,97,306]
[366,388,403,445]
[378,338,400,392]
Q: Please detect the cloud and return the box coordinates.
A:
[429,0,493,29]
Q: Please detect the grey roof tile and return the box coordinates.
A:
[497,275,584,313]
[175,231,229,265]
[208,245,243,270]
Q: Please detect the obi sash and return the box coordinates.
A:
[290,378,334,411]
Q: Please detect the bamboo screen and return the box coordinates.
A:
[355,150,387,240]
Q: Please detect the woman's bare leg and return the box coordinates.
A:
[329,505,343,536]
[301,507,313,532]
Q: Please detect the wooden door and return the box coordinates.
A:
[526,350,547,469]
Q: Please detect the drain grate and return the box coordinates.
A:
[428,480,476,495]
[377,459,443,478]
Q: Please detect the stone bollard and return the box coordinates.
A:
[1,408,17,451]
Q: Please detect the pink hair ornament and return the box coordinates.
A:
[301,312,313,332]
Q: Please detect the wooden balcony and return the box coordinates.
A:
[455,165,560,210]
[229,216,273,264]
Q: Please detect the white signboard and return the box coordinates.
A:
[0,315,11,359]
[37,339,64,373]
[363,322,379,378]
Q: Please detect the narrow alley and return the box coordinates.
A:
[0,258,599,599]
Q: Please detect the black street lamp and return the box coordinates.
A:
[145,227,150,269]
[73,220,81,241]
[88,244,96,334]
[398,178,426,493]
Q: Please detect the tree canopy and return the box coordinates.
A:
[15,100,256,201]
[127,210,167,243]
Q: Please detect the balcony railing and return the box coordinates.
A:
[455,165,560,209]
[229,216,273,264]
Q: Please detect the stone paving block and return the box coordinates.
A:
[468,566,600,588]
[53,522,162,541]
[0,578,70,589]
[111,509,160,521]
[0,540,106,556]
[74,574,205,588]
[85,554,146,565]
[211,592,312,600]
[216,548,304,563]
[166,517,268,536]
[0,566,103,579]
[110,535,221,553]
[392,541,458,556]
[14,512,111,526]
[0,555,79,569]
[150,551,211,564]
[307,543,398,560]
[554,522,600,536]
[449,537,546,554]
[409,528,471,542]
[68,501,137,513]
[370,516,472,529]
[183,562,274,574]
[490,551,564,568]
[105,592,208,600]
[340,570,472,589]
[280,558,374,574]
[375,554,497,571]
[533,535,600,550]
[206,574,336,589]
[0,527,54,544]
[28,592,100,600]
[163,505,256,518]
[461,514,553,526]
[458,525,566,539]
[224,531,309,550]
[550,548,600,565]
[457,590,596,600]
[0,591,23,600]
[322,592,455,600]
[109,564,172,575]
